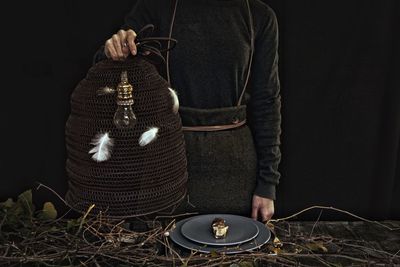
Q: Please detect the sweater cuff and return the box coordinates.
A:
[253,180,276,200]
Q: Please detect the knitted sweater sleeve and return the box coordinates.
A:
[121,0,160,34]
[247,6,282,200]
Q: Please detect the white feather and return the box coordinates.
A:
[168,87,179,114]
[89,132,114,162]
[139,127,159,146]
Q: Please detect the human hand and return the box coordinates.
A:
[251,195,274,222]
[104,29,138,61]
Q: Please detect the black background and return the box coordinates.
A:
[1,0,399,220]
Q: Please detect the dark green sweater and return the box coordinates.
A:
[96,0,281,200]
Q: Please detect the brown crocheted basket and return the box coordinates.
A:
[65,55,187,217]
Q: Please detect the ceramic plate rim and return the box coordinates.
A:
[169,216,271,254]
[180,214,259,246]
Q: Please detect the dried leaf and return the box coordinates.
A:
[266,221,275,230]
[67,218,82,231]
[294,247,303,253]
[17,190,35,216]
[267,244,282,255]
[210,250,219,257]
[268,245,281,255]
[38,202,58,220]
[273,236,283,248]
[239,261,255,267]
[0,198,15,209]
[267,222,283,248]
[305,241,328,253]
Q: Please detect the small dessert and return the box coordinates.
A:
[212,218,229,239]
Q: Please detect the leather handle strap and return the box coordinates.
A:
[166,0,179,86]
[237,0,255,106]
[182,119,247,132]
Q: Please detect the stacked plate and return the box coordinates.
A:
[169,214,271,254]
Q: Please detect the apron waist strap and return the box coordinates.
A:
[179,105,247,132]
[182,119,246,132]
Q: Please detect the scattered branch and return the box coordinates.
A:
[0,188,399,266]
[269,205,400,231]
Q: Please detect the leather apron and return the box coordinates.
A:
[166,0,256,216]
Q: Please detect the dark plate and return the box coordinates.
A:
[180,214,259,246]
[169,217,271,254]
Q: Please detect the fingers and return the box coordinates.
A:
[105,39,118,60]
[252,195,275,222]
[104,29,137,61]
[251,203,259,220]
[117,30,130,57]
[251,207,258,220]
[261,208,274,222]
[112,34,124,60]
[126,29,137,56]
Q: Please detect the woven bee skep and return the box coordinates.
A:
[65,56,188,218]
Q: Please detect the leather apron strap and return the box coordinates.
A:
[166,0,255,131]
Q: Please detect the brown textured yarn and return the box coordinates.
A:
[65,56,188,218]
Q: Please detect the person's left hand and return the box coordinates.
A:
[251,195,274,222]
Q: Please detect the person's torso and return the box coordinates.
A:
[158,0,253,108]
